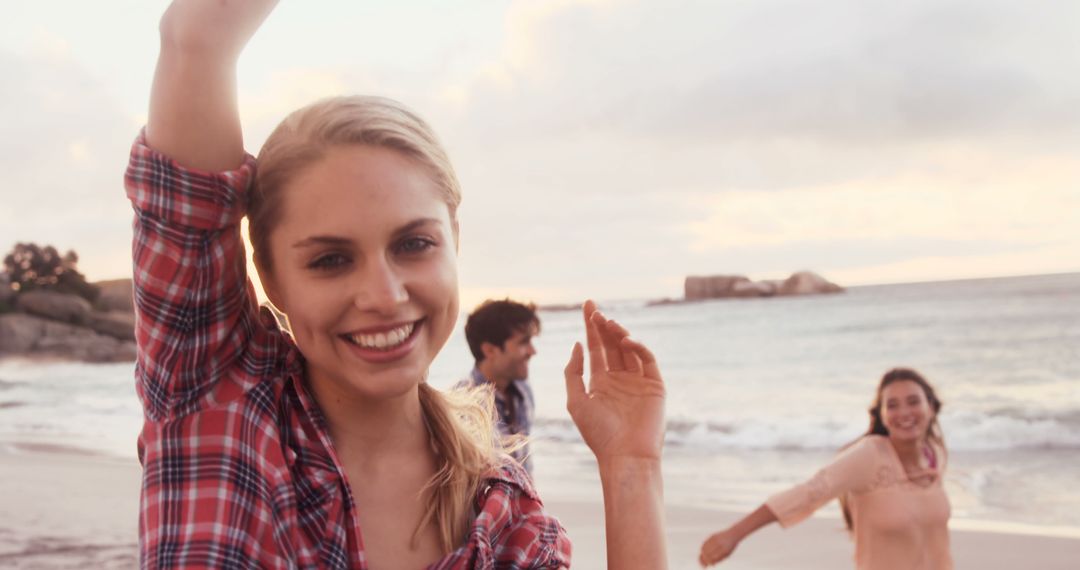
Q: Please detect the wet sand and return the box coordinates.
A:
[1,444,1077,569]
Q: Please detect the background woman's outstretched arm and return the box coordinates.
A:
[698,504,778,566]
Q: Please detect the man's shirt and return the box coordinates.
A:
[460,368,534,474]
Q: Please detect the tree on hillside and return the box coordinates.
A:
[2,242,99,303]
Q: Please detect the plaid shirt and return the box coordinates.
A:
[125,132,571,569]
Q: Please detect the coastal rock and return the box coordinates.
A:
[779,271,845,296]
[14,290,93,325]
[538,302,582,312]
[683,271,843,301]
[685,275,757,300]
[87,310,136,341]
[0,273,13,306]
[95,278,134,313]
[0,313,136,362]
[0,313,39,353]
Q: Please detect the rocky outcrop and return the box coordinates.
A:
[0,278,136,362]
[95,279,134,313]
[0,313,136,362]
[15,290,93,325]
[86,311,136,342]
[538,302,582,312]
[682,271,843,301]
[778,271,844,296]
[0,273,13,306]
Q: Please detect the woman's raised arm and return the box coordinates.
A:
[146,0,279,170]
[128,1,282,420]
[564,300,668,569]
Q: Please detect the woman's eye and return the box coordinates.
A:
[396,237,436,255]
[308,253,349,270]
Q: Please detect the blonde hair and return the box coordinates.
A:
[417,384,505,551]
[250,96,501,552]
[250,95,461,273]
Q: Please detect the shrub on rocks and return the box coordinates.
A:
[2,242,100,304]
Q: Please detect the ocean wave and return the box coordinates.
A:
[0,379,26,390]
[531,409,1080,451]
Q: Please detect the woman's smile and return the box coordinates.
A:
[340,318,425,363]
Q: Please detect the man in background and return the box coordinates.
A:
[460,299,539,474]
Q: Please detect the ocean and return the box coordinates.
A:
[1,272,1077,536]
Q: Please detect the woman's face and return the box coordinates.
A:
[880,380,934,444]
[263,144,459,403]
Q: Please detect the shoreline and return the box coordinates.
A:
[1,443,1078,569]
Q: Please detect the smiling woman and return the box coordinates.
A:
[698,367,952,570]
[124,1,667,569]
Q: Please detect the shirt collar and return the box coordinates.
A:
[469,366,527,394]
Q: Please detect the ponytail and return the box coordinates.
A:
[415,383,503,552]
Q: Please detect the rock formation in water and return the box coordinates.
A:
[681,271,844,302]
[0,279,136,362]
[639,272,842,306]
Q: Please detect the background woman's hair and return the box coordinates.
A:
[249,96,500,552]
[840,367,945,532]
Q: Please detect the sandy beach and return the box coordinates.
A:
[1,445,1077,569]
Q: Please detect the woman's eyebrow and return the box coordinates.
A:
[394,217,443,236]
[292,235,352,248]
[291,218,444,248]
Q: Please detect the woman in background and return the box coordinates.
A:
[698,368,952,569]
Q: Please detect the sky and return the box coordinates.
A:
[2,0,1078,306]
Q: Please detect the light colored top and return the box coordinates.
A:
[765,435,952,570]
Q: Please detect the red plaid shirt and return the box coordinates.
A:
[125,133,571,569]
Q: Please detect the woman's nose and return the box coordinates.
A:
[352,259,408,313]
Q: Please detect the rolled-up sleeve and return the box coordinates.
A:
[125,130,260,421]
[765,437,876,528]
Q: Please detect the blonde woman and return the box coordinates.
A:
[128,1,666,568]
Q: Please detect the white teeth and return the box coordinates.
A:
[347,323,415,350]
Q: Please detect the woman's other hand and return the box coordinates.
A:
[699,528,740,567]
[564,299,665,464]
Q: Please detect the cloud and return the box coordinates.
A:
[427,0,1080,297]
[449,0,1080,149]
[5,1,1076,300]
[685,154,1080,251]
[0,49,136,280]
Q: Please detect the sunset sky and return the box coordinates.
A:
[2,0,1077,306]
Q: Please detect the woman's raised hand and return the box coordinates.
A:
[149,0,280,171]
[564,300,665,464]
[565,300,668,568]
[159,0,280,59]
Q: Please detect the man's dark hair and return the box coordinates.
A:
[465,299,540,363]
